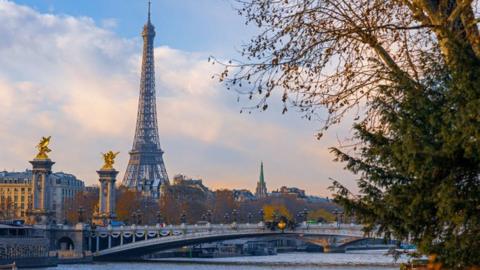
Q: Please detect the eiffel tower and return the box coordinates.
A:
[123,1,169,198]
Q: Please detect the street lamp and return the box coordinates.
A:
[333,209,339,227]
[247,212,253,224]
[131,212,136,225]
[258,209,264,223]
[232,209,238,223]
[224,213,230,224]
[180,211,187,224]
[136,210,143,225]
[156,211,162,225]
[272,210,279,222]
[302,208,309,223]
[77,207,84,223]
[339,211,344,225]
[206,210,212,223]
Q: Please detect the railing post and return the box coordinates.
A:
[108,234,112,249]
[120,231,123,246]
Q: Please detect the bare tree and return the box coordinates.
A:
[213,0,479,134]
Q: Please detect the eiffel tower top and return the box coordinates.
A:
[143,0,155,37]
[148,0,151,23]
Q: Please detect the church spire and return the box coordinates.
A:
[259,161,265,184]
[255,161,268,198]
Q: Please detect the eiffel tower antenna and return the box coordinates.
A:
[123,0,169,198]
[148,0,151,23]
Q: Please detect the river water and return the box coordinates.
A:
[48,252,408,270]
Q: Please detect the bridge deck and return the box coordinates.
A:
[87,223,366,259]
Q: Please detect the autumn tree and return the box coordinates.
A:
[217,0,480,267]
[308,208,335,223]
[212,189,236,223]
[263,204,292,221]
[160,184,208,224]
[63,190,98,224]
[116,186,159,224]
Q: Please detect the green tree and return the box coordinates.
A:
[330,62,480,268]
[219,0,480,267]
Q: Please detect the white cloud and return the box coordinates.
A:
[0,1,355,196]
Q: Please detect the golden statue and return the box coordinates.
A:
[101,151,119,170]
[35,136,52,159]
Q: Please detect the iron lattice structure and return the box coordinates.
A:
[123,3,169,198]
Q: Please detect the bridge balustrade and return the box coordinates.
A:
[88,222,366,254]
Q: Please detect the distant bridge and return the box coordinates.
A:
[87,223,367,260]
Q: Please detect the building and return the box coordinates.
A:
[233,189,255,202]
[0,171,32,219]
[122,2,169,198]
[255,162,268,198]
[0,170,84,222]
[271,186,306,199]
[171,174,212,197]
[84,185,99,195]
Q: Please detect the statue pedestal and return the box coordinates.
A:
[94,169,118,226]
[29,158,55,225]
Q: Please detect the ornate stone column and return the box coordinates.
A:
[93,151,119,226]
[28,136,55,225]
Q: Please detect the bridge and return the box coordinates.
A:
[87,222,366,260]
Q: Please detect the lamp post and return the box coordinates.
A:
[302,208,309,223]
[224,213,230,224]
[247,212,253,224]
[206,210,212,223]
[180,211,186,225]
[136,210,142,225]
[77,207,84,223]
[131,210,142,225]
[232,209,238,223]
[131,211,137,225]
[333,209,339,227]
[156,211,162,225]
[258,209,264,223]
[296,213,302,224]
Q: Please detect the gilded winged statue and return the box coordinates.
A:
[35,136,52,159]
[101,151,120,170]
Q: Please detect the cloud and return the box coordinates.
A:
[0,1,355,196]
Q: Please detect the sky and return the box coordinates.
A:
[0,0,356,196]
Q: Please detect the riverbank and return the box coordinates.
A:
[47,252,408,270]
[149,258,401,268]
[147,252,407,268]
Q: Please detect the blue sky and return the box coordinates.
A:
[0,0,356,196]
[14,0,252,54]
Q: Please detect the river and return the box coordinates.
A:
[48,252,408,270]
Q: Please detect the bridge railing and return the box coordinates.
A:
[88,222,366,253]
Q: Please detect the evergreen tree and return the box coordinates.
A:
[330,56,480,268]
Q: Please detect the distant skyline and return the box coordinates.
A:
[0,0,356,196]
